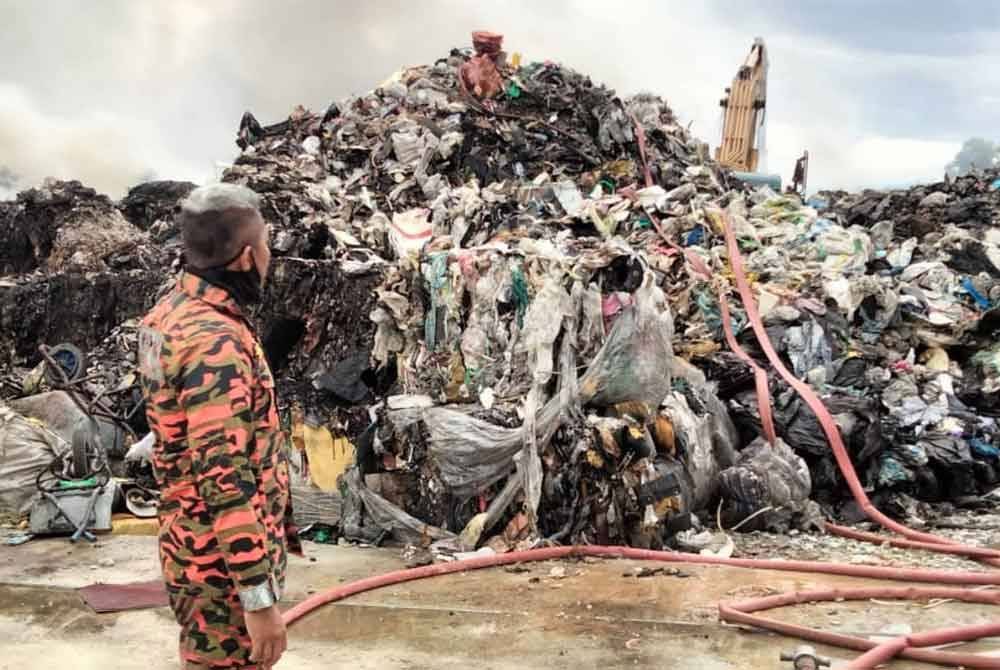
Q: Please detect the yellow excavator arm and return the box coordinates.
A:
[716,38,768,172]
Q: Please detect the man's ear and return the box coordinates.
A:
[236,245,254,271]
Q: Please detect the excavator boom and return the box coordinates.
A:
[716,38,768,172]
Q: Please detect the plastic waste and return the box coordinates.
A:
[389,209,432,259]
[313,350,372,405]
[961,276,992,310]
[635,186,668,212]
[919,192,949,207]
[0,406,69,515]
[784,320,832,380]
[970,438,1000,460]
[877,454,912,487]
[553,181,585,217]
[579,272,675,411]
[718,437,818,532]
[343,468,454,544]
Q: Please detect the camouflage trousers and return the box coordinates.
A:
[169,590,261,669]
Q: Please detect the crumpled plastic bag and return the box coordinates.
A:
[579,272,675,412]
[418,275,578,498]
[0,406,68,515]
[661,391,725,511]
[422,271,673,498]
[719,437,820,532]
[520,274,572,386]
[419,388,564,497]
[972,342,1000,394]
[811,224,873,277]
[389,209,432,259]
[342,468,455,544]
[784,319,832,380]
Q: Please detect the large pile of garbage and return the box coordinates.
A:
[2,33,999,551]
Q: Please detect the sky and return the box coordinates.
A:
[1,0,998,198]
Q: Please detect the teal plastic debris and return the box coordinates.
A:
[972,342,1000,372]
[510,264,530,328]
[970,438,1000,460]
[694,288,727,334]
[877,455,911,487]
[58,477,98,489]
[423,253,450,351]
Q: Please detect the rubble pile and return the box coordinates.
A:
[219,36,764,548]
[2,33,1000,551]
[0,180,161,274]
[118,180,197,243]
[786,174,1000,508]
[0,179,378,432]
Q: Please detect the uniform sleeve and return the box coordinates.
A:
[178,333,271,590]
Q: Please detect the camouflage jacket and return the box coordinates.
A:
[138,272,301,597]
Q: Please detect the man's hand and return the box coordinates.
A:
[245,605,286,668]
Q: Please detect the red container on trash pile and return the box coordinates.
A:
[471,31,503,56]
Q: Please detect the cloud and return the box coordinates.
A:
[0,0,996,196]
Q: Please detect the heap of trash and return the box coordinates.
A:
[2,33,1000,553]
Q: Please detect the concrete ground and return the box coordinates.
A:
[0,535,998,669]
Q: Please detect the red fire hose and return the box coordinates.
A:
[713,208,1000,666]
[283,544,1000,668]
[282,205,1000,668]
[720,587,1000,667]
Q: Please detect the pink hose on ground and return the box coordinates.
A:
[284,544,1000,628]
[846,621,1000,669]
[284,545,1000,668]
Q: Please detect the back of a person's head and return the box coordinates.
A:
[179,183,262,269]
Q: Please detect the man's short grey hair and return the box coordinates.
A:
[179,183,265,269]
[182,183,261,216]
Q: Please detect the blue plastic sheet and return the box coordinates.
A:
[684,225,705,246]
[806,196,829,211]
[807,217,835,240]
[961,276,992,310]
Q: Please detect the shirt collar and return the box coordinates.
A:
[178,271,246,322]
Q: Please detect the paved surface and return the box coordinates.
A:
[0,535,997,669]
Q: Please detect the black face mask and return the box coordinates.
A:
[187,251,264,309]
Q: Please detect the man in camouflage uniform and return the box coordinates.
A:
[138,184,300,669]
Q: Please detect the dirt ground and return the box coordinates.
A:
[1,529,999,669]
